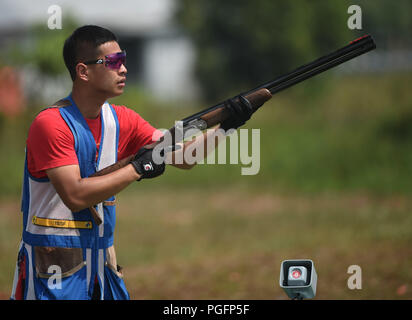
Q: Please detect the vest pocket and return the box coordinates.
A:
[106,245,123,278]
[33,246,88,299]
[34,246,85,278]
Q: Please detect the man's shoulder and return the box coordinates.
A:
[111,103,151,121]
[109,103,156,138]
[29,103,71,138]
[111,104,133,115]
[110,104,145,123]
[36,99,72,117]
[32,107,64,127]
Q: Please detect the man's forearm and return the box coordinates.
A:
[168,126,226,169]
[72,164,140,211]
[47,163,140,212]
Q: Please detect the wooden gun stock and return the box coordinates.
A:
[199,88,272,127]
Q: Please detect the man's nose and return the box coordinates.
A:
[119,63,127,75]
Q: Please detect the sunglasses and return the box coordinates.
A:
[84,50,126,70]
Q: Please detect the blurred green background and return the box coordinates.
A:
[0,0,412,299]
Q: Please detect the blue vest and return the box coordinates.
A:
[21,94,119,248]
[15,94,129,299]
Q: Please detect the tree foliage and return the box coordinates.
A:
[7,16,79,76]
[357,0,412,48]
[176,1,353,101]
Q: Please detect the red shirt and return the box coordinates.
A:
[27,105,158,179]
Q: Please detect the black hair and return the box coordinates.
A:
[63,25,118,81]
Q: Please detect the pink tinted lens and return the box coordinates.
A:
[105,51,126,70]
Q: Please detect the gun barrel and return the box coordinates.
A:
[183,35,376,125]
[246,35,376,95]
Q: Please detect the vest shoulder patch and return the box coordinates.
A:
[44,99,71,110]
[35,99,72,117]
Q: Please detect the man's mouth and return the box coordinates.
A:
[117,78,126,87]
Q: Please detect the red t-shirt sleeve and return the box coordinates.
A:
[114,105,159,160]
[26,105,159,179]
[26,108,78,179]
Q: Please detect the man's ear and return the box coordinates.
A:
[75,63,89,82]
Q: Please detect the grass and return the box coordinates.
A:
[2,188,412,299]
[116,188,412,299]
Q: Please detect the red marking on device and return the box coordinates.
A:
[350,35,369,44]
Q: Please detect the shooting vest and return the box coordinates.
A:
[12,94,129,300]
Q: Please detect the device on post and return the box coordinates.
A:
[279,259,317,300]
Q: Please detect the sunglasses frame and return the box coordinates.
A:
[83,50,126,70]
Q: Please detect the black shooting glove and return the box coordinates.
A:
[220,95,254,131]
[130,147,165,181]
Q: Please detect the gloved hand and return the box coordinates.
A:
[130,147,165,181]
[219,95,254,131]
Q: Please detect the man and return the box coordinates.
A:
[10,25,253,300]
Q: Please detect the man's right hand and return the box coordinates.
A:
[130,147,166,181]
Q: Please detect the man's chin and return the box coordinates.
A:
[106,88,125,98]
[116,84,126,94]
[114,88,125,96]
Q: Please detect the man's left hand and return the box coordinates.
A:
[220,95,254,131]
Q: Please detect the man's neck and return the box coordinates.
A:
[71,83,107,119]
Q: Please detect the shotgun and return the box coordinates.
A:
[89,35,376,224]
